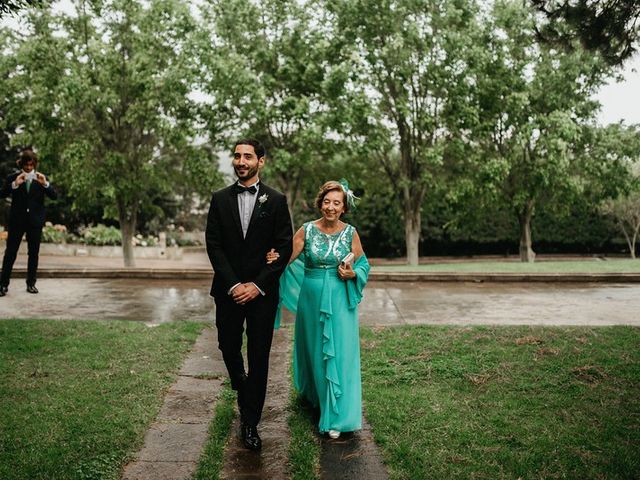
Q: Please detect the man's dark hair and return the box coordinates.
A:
[16,148,38,168]
[234,138,266,159]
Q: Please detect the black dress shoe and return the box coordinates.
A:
[0,286,7,297]
[26,285,38,294]
[241,423,262,451]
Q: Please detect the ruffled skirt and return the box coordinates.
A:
[293,267,362,433]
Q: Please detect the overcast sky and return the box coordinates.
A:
[594,53,640,126]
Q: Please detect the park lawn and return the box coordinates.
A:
[360,325,640,480]
[373,258,640,273]
[0,319,205,480]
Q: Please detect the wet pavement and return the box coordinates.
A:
[221,326,292,480]
[360,281,640,326]
[1,278,638,326]
[0,278,214,324]
[320,419,389,480]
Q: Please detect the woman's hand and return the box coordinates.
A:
[338,262,356,280]
[266,248,280,264]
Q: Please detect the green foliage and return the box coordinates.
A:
[132,233,159,247]
[531,0,640,66]
[1,0,637,258]
[166,231,202,247]
[600,192,640,257]
[466,0,612,259]
[200,0,356,224]
[80,224,122,246]
[327,0,486,263]
[0,1,46,18]
[1,0,223,263]
[40,222,68,244]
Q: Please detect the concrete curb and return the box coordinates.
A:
[12,267,640,282]
[367,272,640,282]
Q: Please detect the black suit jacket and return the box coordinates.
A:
[0,171,57,229]
[206,182,293,298]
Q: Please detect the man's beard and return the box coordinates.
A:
[235,165,259,181]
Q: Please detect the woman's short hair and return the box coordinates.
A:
[16,148,38,169]
[314,181,349,214]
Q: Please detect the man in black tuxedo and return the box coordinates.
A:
[0,148,57,296]
[206,138,292,450]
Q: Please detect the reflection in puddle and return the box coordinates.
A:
[0,278,214,324]
[0,278,638,326]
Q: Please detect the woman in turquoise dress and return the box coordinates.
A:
[270,180,370,439]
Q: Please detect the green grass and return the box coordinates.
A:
[373,258,640,273]
[360,325,640,480]
[193,383,236,480]
[0,319,205,480]
[288,392,321,479]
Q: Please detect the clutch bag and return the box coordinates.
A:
[340,252,355,267]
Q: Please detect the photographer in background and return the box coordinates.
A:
[0,148,57,296]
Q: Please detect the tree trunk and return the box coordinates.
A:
[118,202,137,267]
[285,183,297,229]
[619,222,631,258]
[403,189,421,266]
[274,172,299,229]
[620,222,638,259]
[518,200,535,263]
[630,226,638,259]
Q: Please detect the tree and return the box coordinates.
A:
[199,0,350,226]
[601,193,640,257]
[471,0,609,261]
[594,124,640,258]
[326,0,484,265]
[0,0,46,18]
[531,0,640,65]
[1,0,222,265]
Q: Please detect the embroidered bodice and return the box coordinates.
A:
[303,221,354,269]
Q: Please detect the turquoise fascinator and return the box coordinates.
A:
[338,178,360,210]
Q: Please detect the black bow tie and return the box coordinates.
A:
[235,184,258,195]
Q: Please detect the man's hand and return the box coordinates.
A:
[14,173,27,186]
[35,172,47,185]
[231,283,260,305]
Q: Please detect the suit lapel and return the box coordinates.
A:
[227,186,244,239]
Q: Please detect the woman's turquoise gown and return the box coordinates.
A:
[277,221,370,433]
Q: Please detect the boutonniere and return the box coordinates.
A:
[258,194,268,205]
